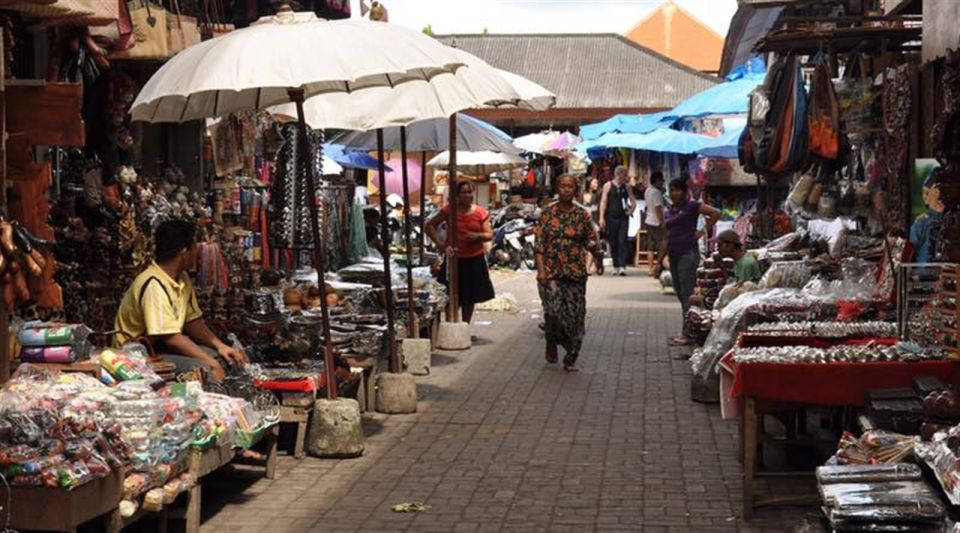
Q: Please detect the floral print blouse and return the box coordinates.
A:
[535,203,598,281]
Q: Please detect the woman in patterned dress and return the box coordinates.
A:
[535,174,604,372]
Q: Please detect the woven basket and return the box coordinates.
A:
[44,0,118,26]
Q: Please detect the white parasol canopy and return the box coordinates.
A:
[278,50,555,130]
[427,150,526,176]
[130,11,521,125]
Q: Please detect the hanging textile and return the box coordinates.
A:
[211,115,244,176]
[270,123,322,249]
[347,198,369,263]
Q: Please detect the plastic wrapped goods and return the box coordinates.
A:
[18,323,91,347]
[816,464,922,484]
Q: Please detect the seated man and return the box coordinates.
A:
[715,229,762,284]
[114,220,247,380]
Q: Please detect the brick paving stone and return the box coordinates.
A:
[191,269,814,532]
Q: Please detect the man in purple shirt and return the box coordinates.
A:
[653,178,720,346]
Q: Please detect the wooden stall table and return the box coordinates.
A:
[255,376,319,459]
[28,360,101,379]
[170,425,279,533]
[720,352,960,519]
[345,355,379,412]
[2,469,123,532]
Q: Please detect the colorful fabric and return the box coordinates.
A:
[539,279,587,365]
[535,203,597,281]
[440,204,489,259]
[18,323,90,347]
[114,262,203,345]
[664,199,701,256]
[20,345,84,364]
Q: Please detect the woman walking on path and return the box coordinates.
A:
[653,178,720,346]
[535,174,604,372]
[426,180,495,323]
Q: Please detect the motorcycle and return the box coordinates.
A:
[489,218,536,270]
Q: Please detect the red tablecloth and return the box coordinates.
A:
[723,353,960,406]
[254,376,321,393]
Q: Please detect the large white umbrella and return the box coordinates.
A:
[131,8,531,395]
[427,150,526,176]
[330,114,517,154]
[130,11,514,124]
[276,51,555,130]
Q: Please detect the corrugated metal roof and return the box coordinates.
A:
[436,34,719,110]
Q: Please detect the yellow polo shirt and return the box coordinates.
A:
[114,262,203,346]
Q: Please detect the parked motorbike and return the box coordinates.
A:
[488,218,536,270]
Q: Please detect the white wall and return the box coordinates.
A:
[923,0,960,63]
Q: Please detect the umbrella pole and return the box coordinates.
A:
[400,127,416,340]
[288,87,338,400]
[419,151,427,266]
[377,129,400,373]
[447,113,460,323]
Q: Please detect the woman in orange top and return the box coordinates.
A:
[426,180,495,323]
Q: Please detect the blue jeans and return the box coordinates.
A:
[669,251,699,338]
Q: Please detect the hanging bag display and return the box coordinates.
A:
[809,56,842,160]
[166,0,199,54]
[89,0,135,51]
[109,0,169,59]
[200,0,233,40]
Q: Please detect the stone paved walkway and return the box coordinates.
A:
[199,270,817,532]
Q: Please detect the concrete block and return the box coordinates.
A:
[376,372,417,414]
[307,398,364,458]
[436,321,471,350]
[402,338,432,375]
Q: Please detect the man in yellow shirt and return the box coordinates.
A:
[115,220,247,381]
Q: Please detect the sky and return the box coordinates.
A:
[353,0,739,38]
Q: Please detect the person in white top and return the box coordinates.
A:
[643,171,665,275]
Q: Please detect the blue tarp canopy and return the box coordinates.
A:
[664,59,766,120]
[323,143,390,171]
[695,118,747,159]
[577,128,713,156]
[579,111,675,141]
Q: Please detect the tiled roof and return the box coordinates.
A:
[623,0,724,72]
[436,33,719,110]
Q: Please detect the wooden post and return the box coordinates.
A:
[419,151,427,266]
[400,127,417,339]
[288,88,338,400]
[742,397,757,520]
[376,130,399,373]
[447,114,460,322]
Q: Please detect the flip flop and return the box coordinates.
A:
[668,336,691,346]
[563,364,580,373]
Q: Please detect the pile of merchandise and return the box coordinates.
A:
[0,363,276,503]
[817,463,945,531]
[17,323,92,364]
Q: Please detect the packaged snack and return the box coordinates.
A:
[142,487,165,512]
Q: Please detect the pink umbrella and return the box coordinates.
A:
[371,157,423,195]
[546,131,582,154]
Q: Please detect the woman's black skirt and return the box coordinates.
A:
[438,254,495,306]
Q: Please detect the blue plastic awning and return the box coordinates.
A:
[577,128,713,155]
[579,112,676,141]
[323,143,389,171]
[695,119,747,159]
[664,59,766,120]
